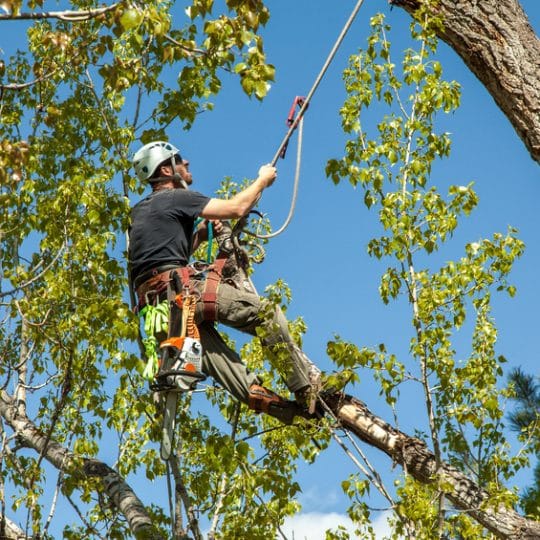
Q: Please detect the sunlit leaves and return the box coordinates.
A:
[328,7,526,536]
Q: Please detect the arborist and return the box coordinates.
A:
[128,141,322,423]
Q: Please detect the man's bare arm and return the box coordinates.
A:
[200,165,276,220]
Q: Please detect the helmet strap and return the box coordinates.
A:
[149,153,188,189]
[148,175,187,190]
[173,174,188,190]
[170,154,188,190]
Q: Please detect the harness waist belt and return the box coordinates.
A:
[133,263,183,290]
[134,254,229,321]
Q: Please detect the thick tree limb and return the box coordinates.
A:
[3,382,538,538]
[390,0,540,163]
[0,390,164,540]
[325,393,540,539]
[0,514,29,539]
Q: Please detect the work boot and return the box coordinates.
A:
[248,384,306,425]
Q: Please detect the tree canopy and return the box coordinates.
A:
[0,0,538,538]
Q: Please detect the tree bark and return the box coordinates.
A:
[325,393,540,539]
[0,514,29,539]
[390,0,540,164]
[0,391,164,540]
[2,386,539,538]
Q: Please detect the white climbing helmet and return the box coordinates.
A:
[133,141,181,182]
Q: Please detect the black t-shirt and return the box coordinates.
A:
[128,188,210,281]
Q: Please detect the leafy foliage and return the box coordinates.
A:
[1,0,536,538]
[327,9,529,537]
[0,1,307,537]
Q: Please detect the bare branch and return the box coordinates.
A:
[42,469,64,536]
[0,4,119,22]
[0,245,65,299]
[162,33,206,57]
[0,68,60,91]
[324,393,540,539]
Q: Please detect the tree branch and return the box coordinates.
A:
[0,4,119,22]
[389,0,540,163]
[0,513,29,540]
[0,390,164,539]
[324,393,540,539]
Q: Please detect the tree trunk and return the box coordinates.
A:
[390,0,540,164]
[325,393,540,539]
[0,391,164,540]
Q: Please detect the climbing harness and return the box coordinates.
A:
[232,0,366,243]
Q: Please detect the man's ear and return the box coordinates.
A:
[158,164,173,177]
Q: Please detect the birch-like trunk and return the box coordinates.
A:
[326,393,540,539]
[2,386,539,538]
[0,390,163,540]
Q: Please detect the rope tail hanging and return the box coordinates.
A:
[238,0,367,241]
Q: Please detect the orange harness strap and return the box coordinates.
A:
[167,257,227,323]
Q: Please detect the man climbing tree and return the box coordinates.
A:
[129,141,322,423]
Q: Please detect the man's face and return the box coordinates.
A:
[160,154,193,186]
[175,157,193,186]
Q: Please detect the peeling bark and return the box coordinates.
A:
[325,393,540,539]
[390,0,540,163]
[0,514,29,539]
[0,391,164,540]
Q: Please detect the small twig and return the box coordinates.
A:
[43,469,64,535]
[163,33,206,56]
[0,68,60,91]
[0,245,66,299]
[318,398,397,508]
[65,492,105,539]
[15,373,61,392]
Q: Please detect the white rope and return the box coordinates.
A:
[245,116,304,239]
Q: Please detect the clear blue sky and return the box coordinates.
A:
[3,1,539,537]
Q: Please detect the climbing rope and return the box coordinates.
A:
[270,0,366,167]
[238,0,366,241]
[247,115,305,240]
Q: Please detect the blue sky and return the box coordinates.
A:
[3,0,539,537]
[180,2,539,416]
